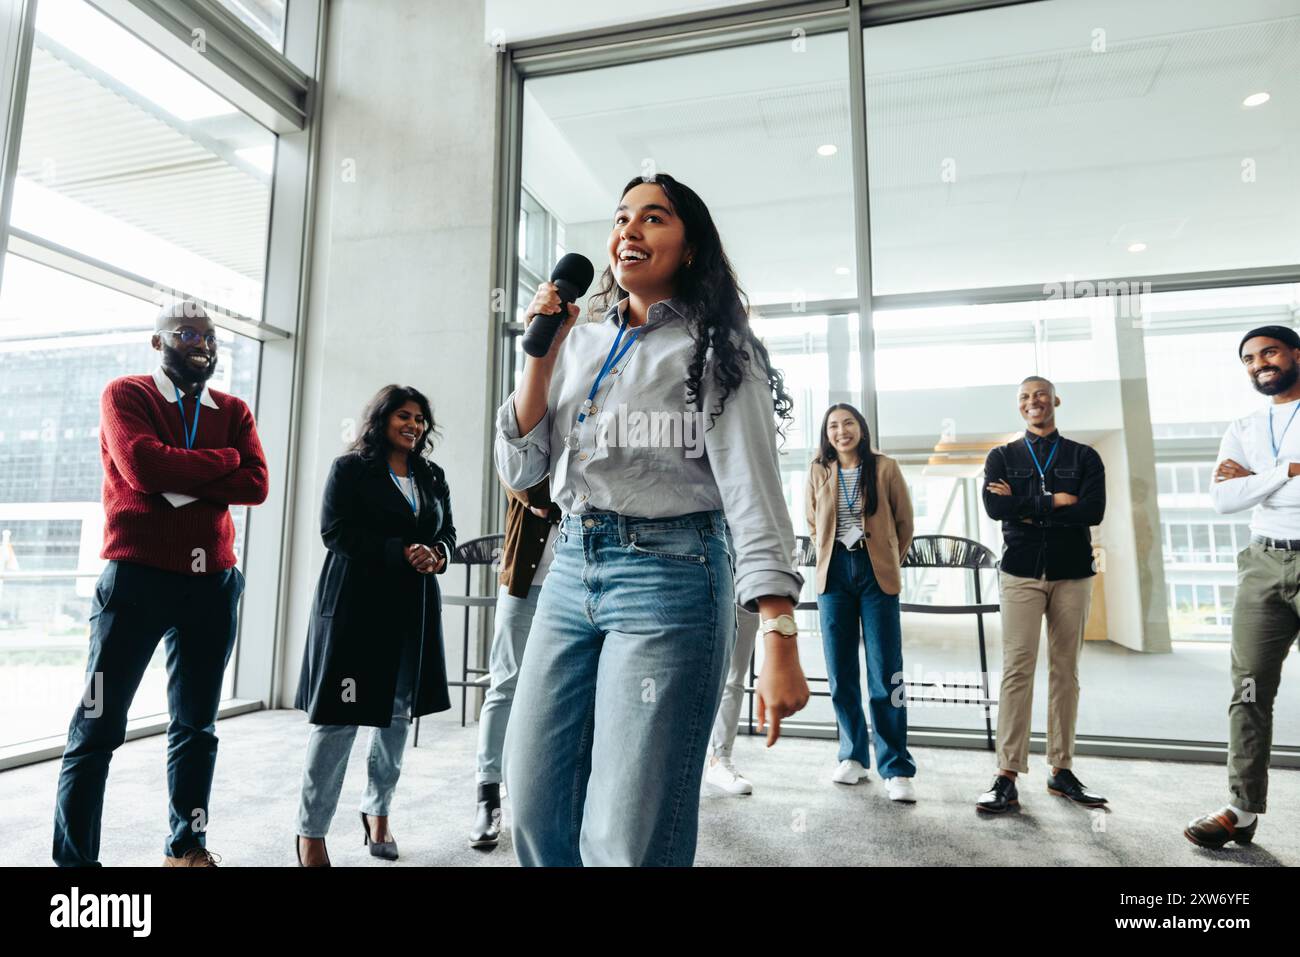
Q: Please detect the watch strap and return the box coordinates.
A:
[760,613,798,636]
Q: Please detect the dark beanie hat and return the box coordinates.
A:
[1239,324,1300,357]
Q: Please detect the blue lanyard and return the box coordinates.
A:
[1024,434,1060,491]
[1269,402,1300,460]
[838,466,861,513]
[173,384,201,449]
[388,467,418,514]
[577,320,638,424]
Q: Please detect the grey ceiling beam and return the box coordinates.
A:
[8,226,291,341]
[84,0,310,133]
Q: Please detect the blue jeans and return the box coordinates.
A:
[504,510,735,866]
[296,634,418,838]
[817,544,915,778]
[52,561,244,866]
[475,584,541,784]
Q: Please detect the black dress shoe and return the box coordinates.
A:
[1184,807,1258,849]
[361,811,398,861]
[976,774,1019,814]
[1046,768,1107,807]
[469,782,502,848]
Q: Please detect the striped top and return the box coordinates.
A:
[835,465,864,542]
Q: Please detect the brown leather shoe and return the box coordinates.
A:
[1184,808,1257,849]
[163,848,221,867]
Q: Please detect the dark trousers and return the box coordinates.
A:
[52,560,244,866]
[817,543,916,778]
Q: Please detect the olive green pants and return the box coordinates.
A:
[1227,542,1300,813]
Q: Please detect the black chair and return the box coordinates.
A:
[899,534,1000,750]
[744,534,828,734]
[414,533,503,747]
[744,533,1000,750]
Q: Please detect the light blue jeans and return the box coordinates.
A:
[476,584,542,784]
[504,510,735,866]
[711,607,760,758]
[296,635,418,838]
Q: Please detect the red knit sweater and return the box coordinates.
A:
[99,373,269,575]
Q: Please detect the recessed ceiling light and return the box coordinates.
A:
[816,144,838,157]
[1243,91,1270,108]
[834,266,850,276]
[1128,242,1147,253]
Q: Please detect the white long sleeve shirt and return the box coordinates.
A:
[1210,397,1300,538]
[494,297,803,611]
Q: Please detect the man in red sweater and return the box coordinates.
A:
[52,301,269,867]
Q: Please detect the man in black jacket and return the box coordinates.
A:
[975,376,1108,814]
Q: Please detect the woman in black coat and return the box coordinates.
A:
[294,384,455,866]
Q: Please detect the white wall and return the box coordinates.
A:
[276,0,499,706]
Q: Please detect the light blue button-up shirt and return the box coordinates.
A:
[495,298,802,611]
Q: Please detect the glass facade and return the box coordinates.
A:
[505,0,1300,748]
[0,0,277,752]
[216,0,288,51]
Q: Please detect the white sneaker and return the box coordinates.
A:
[831,759,870,785]
[885,777,917,803]
[705,757,754,795]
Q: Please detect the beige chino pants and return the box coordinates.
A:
[995,571,1094,774]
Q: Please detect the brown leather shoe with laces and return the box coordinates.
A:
[163,848,221,867]
[1184,807,1257,850]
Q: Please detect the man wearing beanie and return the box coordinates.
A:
[51,301,269,867]
[1185,325,1300,849]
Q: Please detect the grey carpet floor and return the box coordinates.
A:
[3,708,1296,867]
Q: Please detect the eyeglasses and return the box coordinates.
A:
[160,329,218,348]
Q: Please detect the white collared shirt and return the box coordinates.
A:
[1210,397,1300,538]
[494,297,803,610]
[151,366,219,507]
[151,366,220,410]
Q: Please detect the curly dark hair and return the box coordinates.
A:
[815,402,878,517]
[350,384,441,462]
[587,173,794,435]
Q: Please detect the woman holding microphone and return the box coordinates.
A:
[294,385,456,866]
[495,172,810,866]
[805,403,917,801]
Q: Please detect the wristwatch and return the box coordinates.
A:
[760,614,798,638]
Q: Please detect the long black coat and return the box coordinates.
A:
[295,451,456,726]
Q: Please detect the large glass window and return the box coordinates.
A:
[502,0,1300,752]
[855,0,1300,748]
[515,29,859,727]
[1143,283,1300,652]
[864,0,1300,294]
[519,29,857,308]
[216,0,288,51]
[16,0,275,319]
[0,0,273,753]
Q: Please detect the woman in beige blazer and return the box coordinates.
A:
[805,403,917,801]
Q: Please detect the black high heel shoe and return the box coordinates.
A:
[296,834,331,867]
[361,811,399,861]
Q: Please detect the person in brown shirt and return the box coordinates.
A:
[469,477,560,847]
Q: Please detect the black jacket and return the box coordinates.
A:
[294,452,456,726]
[982,430,1104,580]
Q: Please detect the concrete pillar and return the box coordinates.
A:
[277,0,499,706]
[1097,302,1172,652]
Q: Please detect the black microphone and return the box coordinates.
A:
[521,253,595,358]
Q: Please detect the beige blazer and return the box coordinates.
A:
[805,453,914,596]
